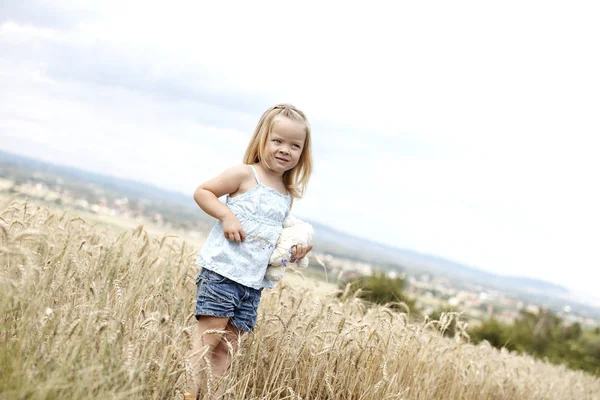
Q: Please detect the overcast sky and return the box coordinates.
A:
[1,1,599,298]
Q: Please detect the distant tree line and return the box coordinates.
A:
[341,274,600,376]
[469,310,600,375]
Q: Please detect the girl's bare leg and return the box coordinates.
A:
[209,323,243,399]
[185,316,230,399]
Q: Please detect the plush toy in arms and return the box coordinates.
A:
[265,216,314,281]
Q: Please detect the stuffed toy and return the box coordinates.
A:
[265,216,314,281]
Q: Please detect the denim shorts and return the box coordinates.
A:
[195,268,263,333]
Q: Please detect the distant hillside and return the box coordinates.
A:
[0,149,214,229]
[0,150,572,298]
[307,219,569,295]
[0,149,193,207]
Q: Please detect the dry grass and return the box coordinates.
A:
[1,199,599,399]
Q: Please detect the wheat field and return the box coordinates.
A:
[1,199,599,400]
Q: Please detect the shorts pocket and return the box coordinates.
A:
[250,288,262,310]
[199,268,228,284]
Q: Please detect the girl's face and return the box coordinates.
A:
[264,116,306,174]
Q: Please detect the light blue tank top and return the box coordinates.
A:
[196,165,291,289]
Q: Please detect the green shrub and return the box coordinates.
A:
[338,273,419,315]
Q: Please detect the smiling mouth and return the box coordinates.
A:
[275,157,289,163]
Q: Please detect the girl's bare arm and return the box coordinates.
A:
[193,165,251,243]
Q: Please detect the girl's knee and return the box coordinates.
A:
[212,343,229,358]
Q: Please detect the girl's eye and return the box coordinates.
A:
[273,139,282,144]
[292,144,301,149]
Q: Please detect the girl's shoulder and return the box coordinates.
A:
[227,164,259,198]
[225,163,254,177]
[218,164,255,187]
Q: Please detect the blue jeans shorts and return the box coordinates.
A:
[195,268,263,333]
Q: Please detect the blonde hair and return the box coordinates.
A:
[243,103,313,199]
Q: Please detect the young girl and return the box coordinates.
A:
[184,104,313,399]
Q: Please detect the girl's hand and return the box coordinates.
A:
[291,244,313,263]
[222,214,246,243]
